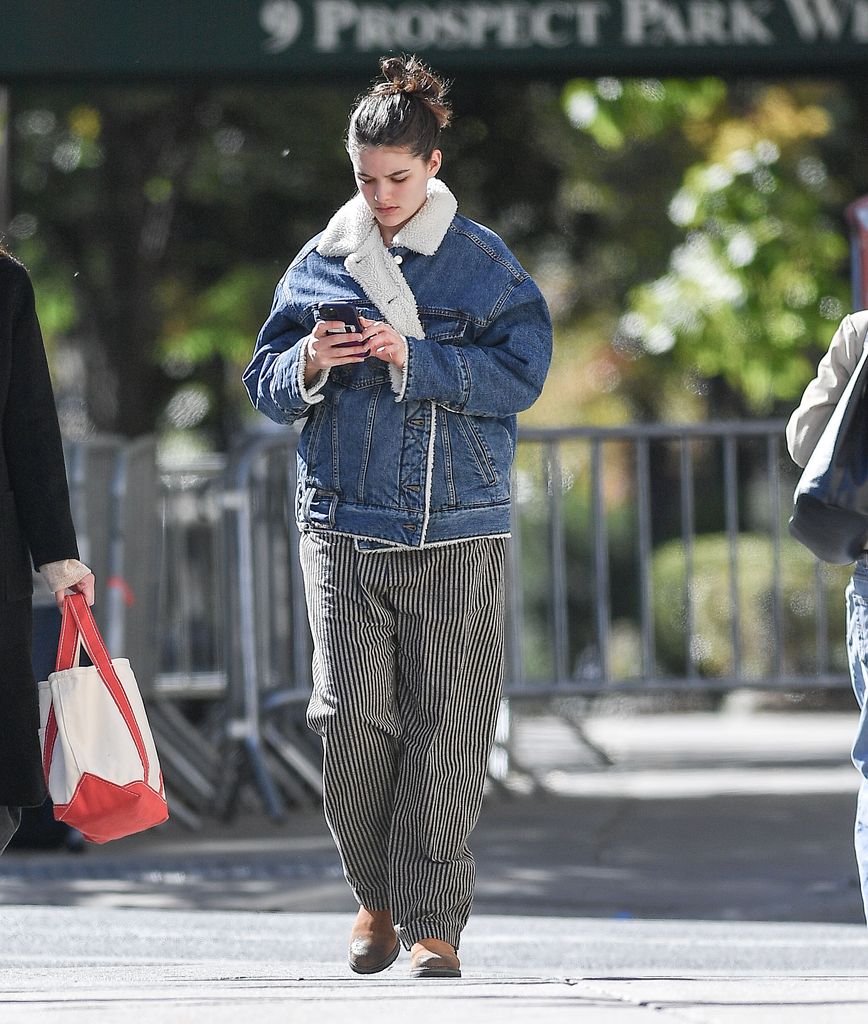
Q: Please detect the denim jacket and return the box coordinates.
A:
[243,179,552,549]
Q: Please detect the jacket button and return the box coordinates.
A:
[405,484,421,492]
[404,524,417,532]
[408,418,424,427]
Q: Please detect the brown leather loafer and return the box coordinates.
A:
[409,941,461,979]
[348,908,400,975]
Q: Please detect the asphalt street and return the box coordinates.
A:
[0,709,866,1021]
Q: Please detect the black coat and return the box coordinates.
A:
[0,256,79,806]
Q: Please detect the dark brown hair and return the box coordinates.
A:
[347,54,451,160]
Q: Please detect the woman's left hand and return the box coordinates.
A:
[360,317,407,370]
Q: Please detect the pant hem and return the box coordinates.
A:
[397,924,462,952]
[354,893,391,912]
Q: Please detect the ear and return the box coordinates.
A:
[427,149,442,177]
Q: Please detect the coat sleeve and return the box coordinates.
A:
[242,275,329,425]
[786,313,868,468]
[399,276,553,418]
[2,265,79,567]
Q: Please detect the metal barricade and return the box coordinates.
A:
[65,421,848,824]
[208,420,849,819]
[146,454,229,824]
[508,421,848,696]
[217,429,320,820]
[63,435,124,631]
[155,455,226,700]
[64,437,226,827]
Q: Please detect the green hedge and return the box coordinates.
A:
[652,533,851,679]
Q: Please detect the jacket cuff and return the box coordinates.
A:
[387,337,410,401]
[39,558,91,593]
[267,344,326,420]
[298,342,330,404]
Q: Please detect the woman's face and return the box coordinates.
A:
[350,145,442,243]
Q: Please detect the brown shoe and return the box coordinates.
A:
[409,938,461,979]
[348,907,400,975]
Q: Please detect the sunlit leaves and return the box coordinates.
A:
[563,77,851,413]
[563,77,725,150]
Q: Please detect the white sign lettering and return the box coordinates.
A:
[784,0,865,40]
[312,2,618,50]
[624,0,772,44]
[260,0,304,52]
[259,0,868,54]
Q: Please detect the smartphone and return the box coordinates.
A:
[317,302,365,349]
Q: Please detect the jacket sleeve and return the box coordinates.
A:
[3,266,79,567]
[399,276,552,418]
[786,313,868,467]
[242,275,329,425]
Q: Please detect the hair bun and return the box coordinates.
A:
[348,53,452,156]
[374,55,452,129]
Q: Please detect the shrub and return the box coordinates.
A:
[652,533,851,680]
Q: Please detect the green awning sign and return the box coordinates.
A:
[1,0,866,78]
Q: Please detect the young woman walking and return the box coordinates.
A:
[244,55,552,977]
[0,246,94,854]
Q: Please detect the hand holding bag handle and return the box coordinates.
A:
[42,593,152,785]
[39,592,168,843]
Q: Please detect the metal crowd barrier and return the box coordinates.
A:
[508,421,849,696]
[201,420,849,818]
[63,420,851,825]
[63,437,220,827]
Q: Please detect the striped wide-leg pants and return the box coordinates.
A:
[300,532,505,951]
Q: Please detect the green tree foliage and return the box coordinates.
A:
[7,76,868,441]
[9,85,358,442]
[561,77,865,415]
[7,79,586,443]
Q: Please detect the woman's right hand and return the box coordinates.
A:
[54,572,96,609]
[303,321,369,384]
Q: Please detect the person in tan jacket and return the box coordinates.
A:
[787,310,868,921]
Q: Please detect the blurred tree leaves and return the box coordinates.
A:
[561,77,862,416]
[9,84,358,443]
[6,75,868,442]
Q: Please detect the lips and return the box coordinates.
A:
[377,206,398,215]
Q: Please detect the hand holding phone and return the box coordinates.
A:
[317,302,366,349]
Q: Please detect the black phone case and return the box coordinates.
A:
[317,303,368,352]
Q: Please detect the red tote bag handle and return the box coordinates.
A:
[43,594,151,782]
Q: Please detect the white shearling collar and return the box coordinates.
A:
[312,179,457,342]
[317,178,457,259]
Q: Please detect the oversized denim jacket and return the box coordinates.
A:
[243,180,552,549]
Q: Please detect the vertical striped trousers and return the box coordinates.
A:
[300,532,505,951]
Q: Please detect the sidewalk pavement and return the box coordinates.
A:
[1,709,868,1021]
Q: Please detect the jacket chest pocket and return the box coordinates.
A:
[0,492,34,603]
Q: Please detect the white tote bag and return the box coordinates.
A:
[38,593,169,843]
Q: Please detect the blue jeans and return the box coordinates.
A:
[846,556,868,920]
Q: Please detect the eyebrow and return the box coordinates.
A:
[357,169,411,179]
